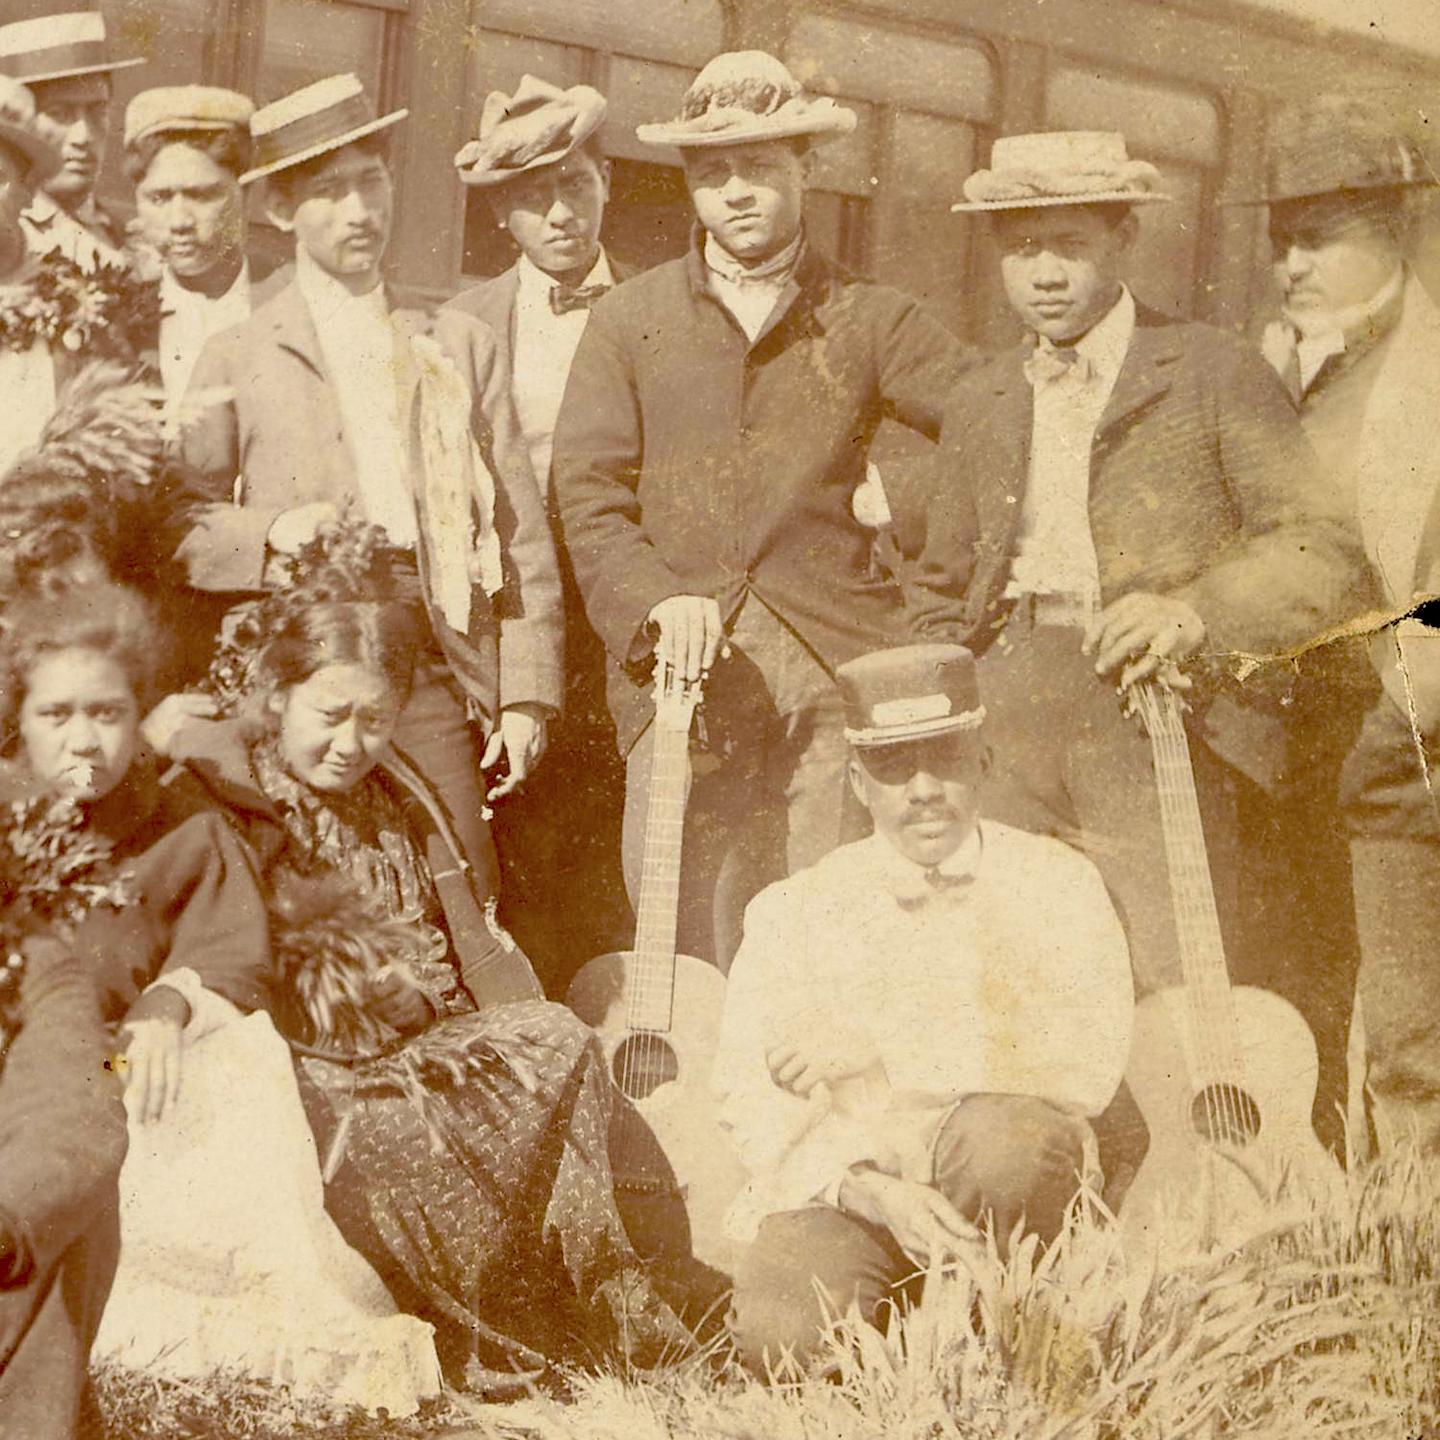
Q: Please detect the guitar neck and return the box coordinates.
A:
[1140,683,1243,1072]
[627,721,690,1033]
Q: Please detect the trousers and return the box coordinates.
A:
[729,1094,1089,1373]
[1341,687,1440,1155]
[622,598,861,973]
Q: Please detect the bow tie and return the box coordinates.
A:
[890,867,973,911]
[1024,343,1093,388]
[550,282,610,316]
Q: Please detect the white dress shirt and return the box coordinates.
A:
[20,190,123,271]
[159,262,252,404]
[1008,286,1137,606]
[713,821,1134,1241]
[294,249,416,548]
[703,229,804,344]
[0,340,56,474]
[511,249,615,494]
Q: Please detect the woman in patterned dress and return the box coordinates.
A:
[169,590,678,1391]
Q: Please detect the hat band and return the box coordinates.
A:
[0,38,109,82]
[844,706,986,747]
[251,92,376,175]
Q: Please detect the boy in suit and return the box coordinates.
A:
[447,76,630,988]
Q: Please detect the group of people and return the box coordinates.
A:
[0,8,1436,1433]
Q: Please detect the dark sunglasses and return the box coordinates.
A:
[856,734,980,784]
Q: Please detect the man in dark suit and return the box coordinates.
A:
[552,51,966,973]
[176,75,562,993]
[908,130,1367,1179]
[446,75,633,989]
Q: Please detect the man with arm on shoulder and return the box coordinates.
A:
[715,644,1132,1373]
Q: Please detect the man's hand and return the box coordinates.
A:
[141,691,220,756]
[837,1169,980,1266]
[766,1025,884,1098]
[1083,592,1204,691]
[482,703,549,801]
[267,500,340,557]
[646,594,725,683]
[120,987,191,1126]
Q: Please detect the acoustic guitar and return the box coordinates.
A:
[566,659,746,1276]
[1119,680,1340,1257]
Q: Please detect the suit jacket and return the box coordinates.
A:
[175,278,564,724]
[551,236,968,752]
[908,305,1370,786]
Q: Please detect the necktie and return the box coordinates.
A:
[1024,343,1091,388]
[891,867,972,911]
[550,282,610,316]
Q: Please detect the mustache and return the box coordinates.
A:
[903,803,959,825]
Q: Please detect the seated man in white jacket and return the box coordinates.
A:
[713,642,1134,1373]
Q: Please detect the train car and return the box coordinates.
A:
[17,0,1440,341]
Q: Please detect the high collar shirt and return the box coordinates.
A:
[712,820,1133,1241]
[159,262,252,404]
[511,248,615,495]
[702,229,805,344]
[294,249,416,549]
[1286,263,1406,397]
[19,189,123,271]
[1008,286,1136,606]
[0,341,56,475]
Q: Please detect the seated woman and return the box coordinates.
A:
[0,580,440,1414]
[168,579,681,1390]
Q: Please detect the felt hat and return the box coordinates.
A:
[124,85,254,149]
[952,131,1172,213]
[0,74,60,181]
[837,645,986,749]
[636,50,855,151]
[1228,95,1435,207]
[0,12,145,87]
[241,73,406,186]
[454,74,607,188]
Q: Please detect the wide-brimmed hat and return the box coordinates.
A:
[454,74,606,189]
[0,12,145,87]
[0,74,60,181]
[952,131,1172,213]
[124,85,255,149]
[838,644,986,749]
[241,73,406,186]
[1228,95,1435,208]
[636,50,855,151]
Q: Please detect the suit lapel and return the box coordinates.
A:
[1095,316,1183,440]
[265,281,328,381]
[975,346,1035,549]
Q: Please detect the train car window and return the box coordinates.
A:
[1045,64,1222,318]
[478,0,722,66]
[258,0,387,101]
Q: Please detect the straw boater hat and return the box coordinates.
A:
[1228,95,1436,207]
[952,131,1172,213]
[636,50,855,151]
[241,73,406,186]
[124,85,255,149]
[0,12,145,86]
[837,644,986,749]
[454,74,607,188]
[0,74,60,182]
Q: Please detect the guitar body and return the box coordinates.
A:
[567,948,746,1276]
[1121,983,1342,1256]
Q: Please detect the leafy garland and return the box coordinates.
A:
[0,253,161,361]
[0,794,136,1044]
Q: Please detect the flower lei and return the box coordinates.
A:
[0,794,136,1045]
[0,253,161,360]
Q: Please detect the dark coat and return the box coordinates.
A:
[906,306,1371,786]
[0,935,127,1440]
[174,279,564,725]
[173,720,543,1010]
[551,235,969,752]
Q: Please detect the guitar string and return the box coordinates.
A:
[1149,687,1244,1143]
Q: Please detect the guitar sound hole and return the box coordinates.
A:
[612,1034,679,1101]
[1191,1084,1262,1147]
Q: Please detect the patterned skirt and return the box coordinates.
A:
[293,999,672,1391]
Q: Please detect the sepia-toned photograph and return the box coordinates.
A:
[0,0,1437,1435]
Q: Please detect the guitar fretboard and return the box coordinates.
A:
[1138,683,1245,1082]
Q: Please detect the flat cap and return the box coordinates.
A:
[124,85,255,149]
